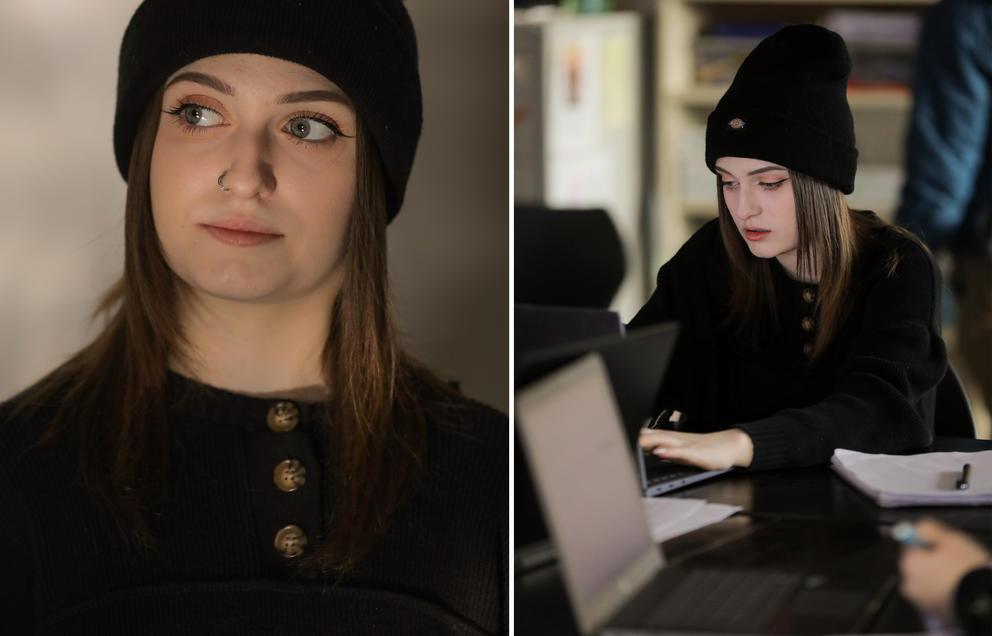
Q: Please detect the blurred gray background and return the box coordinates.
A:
[0,1,509,412]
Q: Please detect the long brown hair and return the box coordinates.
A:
[15,83,435,572]
[719,170,909,359]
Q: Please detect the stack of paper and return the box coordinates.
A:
[642,497,741,543]
[831,449,992,507]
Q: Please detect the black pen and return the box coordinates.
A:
[956,463,971,491]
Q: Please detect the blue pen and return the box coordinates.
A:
[891,520,934,550]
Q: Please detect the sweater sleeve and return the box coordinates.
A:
[735,239,947,470]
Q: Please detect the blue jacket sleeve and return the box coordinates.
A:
[896,0,992,251]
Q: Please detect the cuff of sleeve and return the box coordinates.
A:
[733,421,793,471]
[955,566,992,636]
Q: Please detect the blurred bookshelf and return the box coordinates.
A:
[651,0,935,270]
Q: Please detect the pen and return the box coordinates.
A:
[956,463,971,490]
[891,520,934,550]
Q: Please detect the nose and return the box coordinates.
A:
[731,186,759,221]
[218,127,277,199]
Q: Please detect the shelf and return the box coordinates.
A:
[686,0,935,6]
[684,202,717,218]
[680,85,910,109]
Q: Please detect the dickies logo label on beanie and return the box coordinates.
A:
[704,24,859,194]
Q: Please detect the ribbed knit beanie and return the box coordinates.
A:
[114,0,421,222]
[705,24,858,194]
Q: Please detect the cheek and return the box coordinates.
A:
[283,164,356,255]
[149,128,196,228]
[722,190,739,214]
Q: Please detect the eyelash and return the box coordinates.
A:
[164,102,214,135]
[760,178,789,190]
[291,110,352,143]
[163,102,352,145]
[720,178,788,191]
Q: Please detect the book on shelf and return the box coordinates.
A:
[693,11,921,89]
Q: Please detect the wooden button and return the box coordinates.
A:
[267,402,299,432]
[274,524,308,559]
[801,317,815,332]
[802,288,816,303]
[273,459,307,493]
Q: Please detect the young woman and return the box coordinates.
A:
[0,2,506,634]
[633,24,947,471]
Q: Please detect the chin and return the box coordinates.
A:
[182,265,290,303]
[745,244,777,260]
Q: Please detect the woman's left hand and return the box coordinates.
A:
[638,428,754,470]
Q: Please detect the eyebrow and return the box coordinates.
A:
[166,72,235,96]
[715,165,789,177]
[277,90,352,108]
[165,72,352,109]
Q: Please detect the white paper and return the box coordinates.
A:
[831,449,992,507]
[642,497,742,544]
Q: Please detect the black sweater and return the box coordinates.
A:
[0,372,507,635]
[629,216,947,469]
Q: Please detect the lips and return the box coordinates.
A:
[201,218,283,247]
[743,227,770,242]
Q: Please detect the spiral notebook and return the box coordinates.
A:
[831,448,992,507]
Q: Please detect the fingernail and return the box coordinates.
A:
[654,448,666,456]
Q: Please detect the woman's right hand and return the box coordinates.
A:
[638,427,754,470]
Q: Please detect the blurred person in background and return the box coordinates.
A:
[898,518,992,636]
[896,0,992,421]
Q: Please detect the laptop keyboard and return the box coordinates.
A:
[646,466,706,487]
[642,568,802,632]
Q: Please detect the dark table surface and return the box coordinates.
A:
[515,438,992,635]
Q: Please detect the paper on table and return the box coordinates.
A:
[831,448,992,507]
[642,497,742,544]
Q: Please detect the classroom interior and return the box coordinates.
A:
[513,0,991,439]
[515,3,992,632]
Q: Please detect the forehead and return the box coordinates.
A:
[715,156,788,175]
[164,53,351,105]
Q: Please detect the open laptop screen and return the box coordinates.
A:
[516,353,662,633]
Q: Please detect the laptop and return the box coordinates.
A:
[517,322,731,497]
[516,353,897,635]
[514,303,624,358]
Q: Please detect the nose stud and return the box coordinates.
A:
[218,171,230,192]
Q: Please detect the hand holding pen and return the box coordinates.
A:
[894,518,991,624]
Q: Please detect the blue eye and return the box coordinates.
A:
[167,103,223,128]
[287,116,341,142]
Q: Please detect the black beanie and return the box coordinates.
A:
[705,24,858,194]
[114,0,421,222]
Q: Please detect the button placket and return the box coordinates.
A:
[262,400,313,560]
[800,288,817,358]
